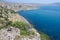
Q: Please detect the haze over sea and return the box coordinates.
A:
[18,6,60,40]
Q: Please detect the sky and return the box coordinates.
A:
[3,0,60,4]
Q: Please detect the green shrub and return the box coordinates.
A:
[20,30,35,36]
[11,21,35,36]
[11,21,30,30]
[20,30,29,36]
[31,31,35,35]
[40,32,50,40]
[0,26,3,29]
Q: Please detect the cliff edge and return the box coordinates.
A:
[0,6,41,40]
[0,2,50,40]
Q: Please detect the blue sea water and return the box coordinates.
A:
[18,6,60,40]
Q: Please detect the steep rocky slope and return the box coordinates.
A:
[0,2,50,40]
[0,6,41,40]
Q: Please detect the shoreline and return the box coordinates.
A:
[0,2,38,12]
[18,10,51,40]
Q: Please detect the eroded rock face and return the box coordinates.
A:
[0,27,41,40]
[0,27,20,40]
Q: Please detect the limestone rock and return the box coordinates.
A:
[0,27,20,40]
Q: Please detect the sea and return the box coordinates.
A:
[18,6,60,40]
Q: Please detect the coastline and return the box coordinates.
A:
[0,2,38,12]
[0,2,50,40]
[18,10,51,40]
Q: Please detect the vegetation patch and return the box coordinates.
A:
[11,21,35,36]
[40,32,50,40]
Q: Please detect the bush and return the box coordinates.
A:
[40,32,50,40]
[11,21,30,30]
[11,21,35,36]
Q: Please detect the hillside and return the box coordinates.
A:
[0,2,38,11]
[0,3,50,40]
[0,6,41,40]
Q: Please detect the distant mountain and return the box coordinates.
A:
[0,0,5,2]
[48,3,60,6]
[54,3,60,4]
[53,3,60,5]
[0,0,60,6]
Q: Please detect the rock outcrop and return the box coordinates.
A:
[0,27,20,40]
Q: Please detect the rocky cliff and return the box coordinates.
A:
[0,6,41,40]
[0,2,50,40]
